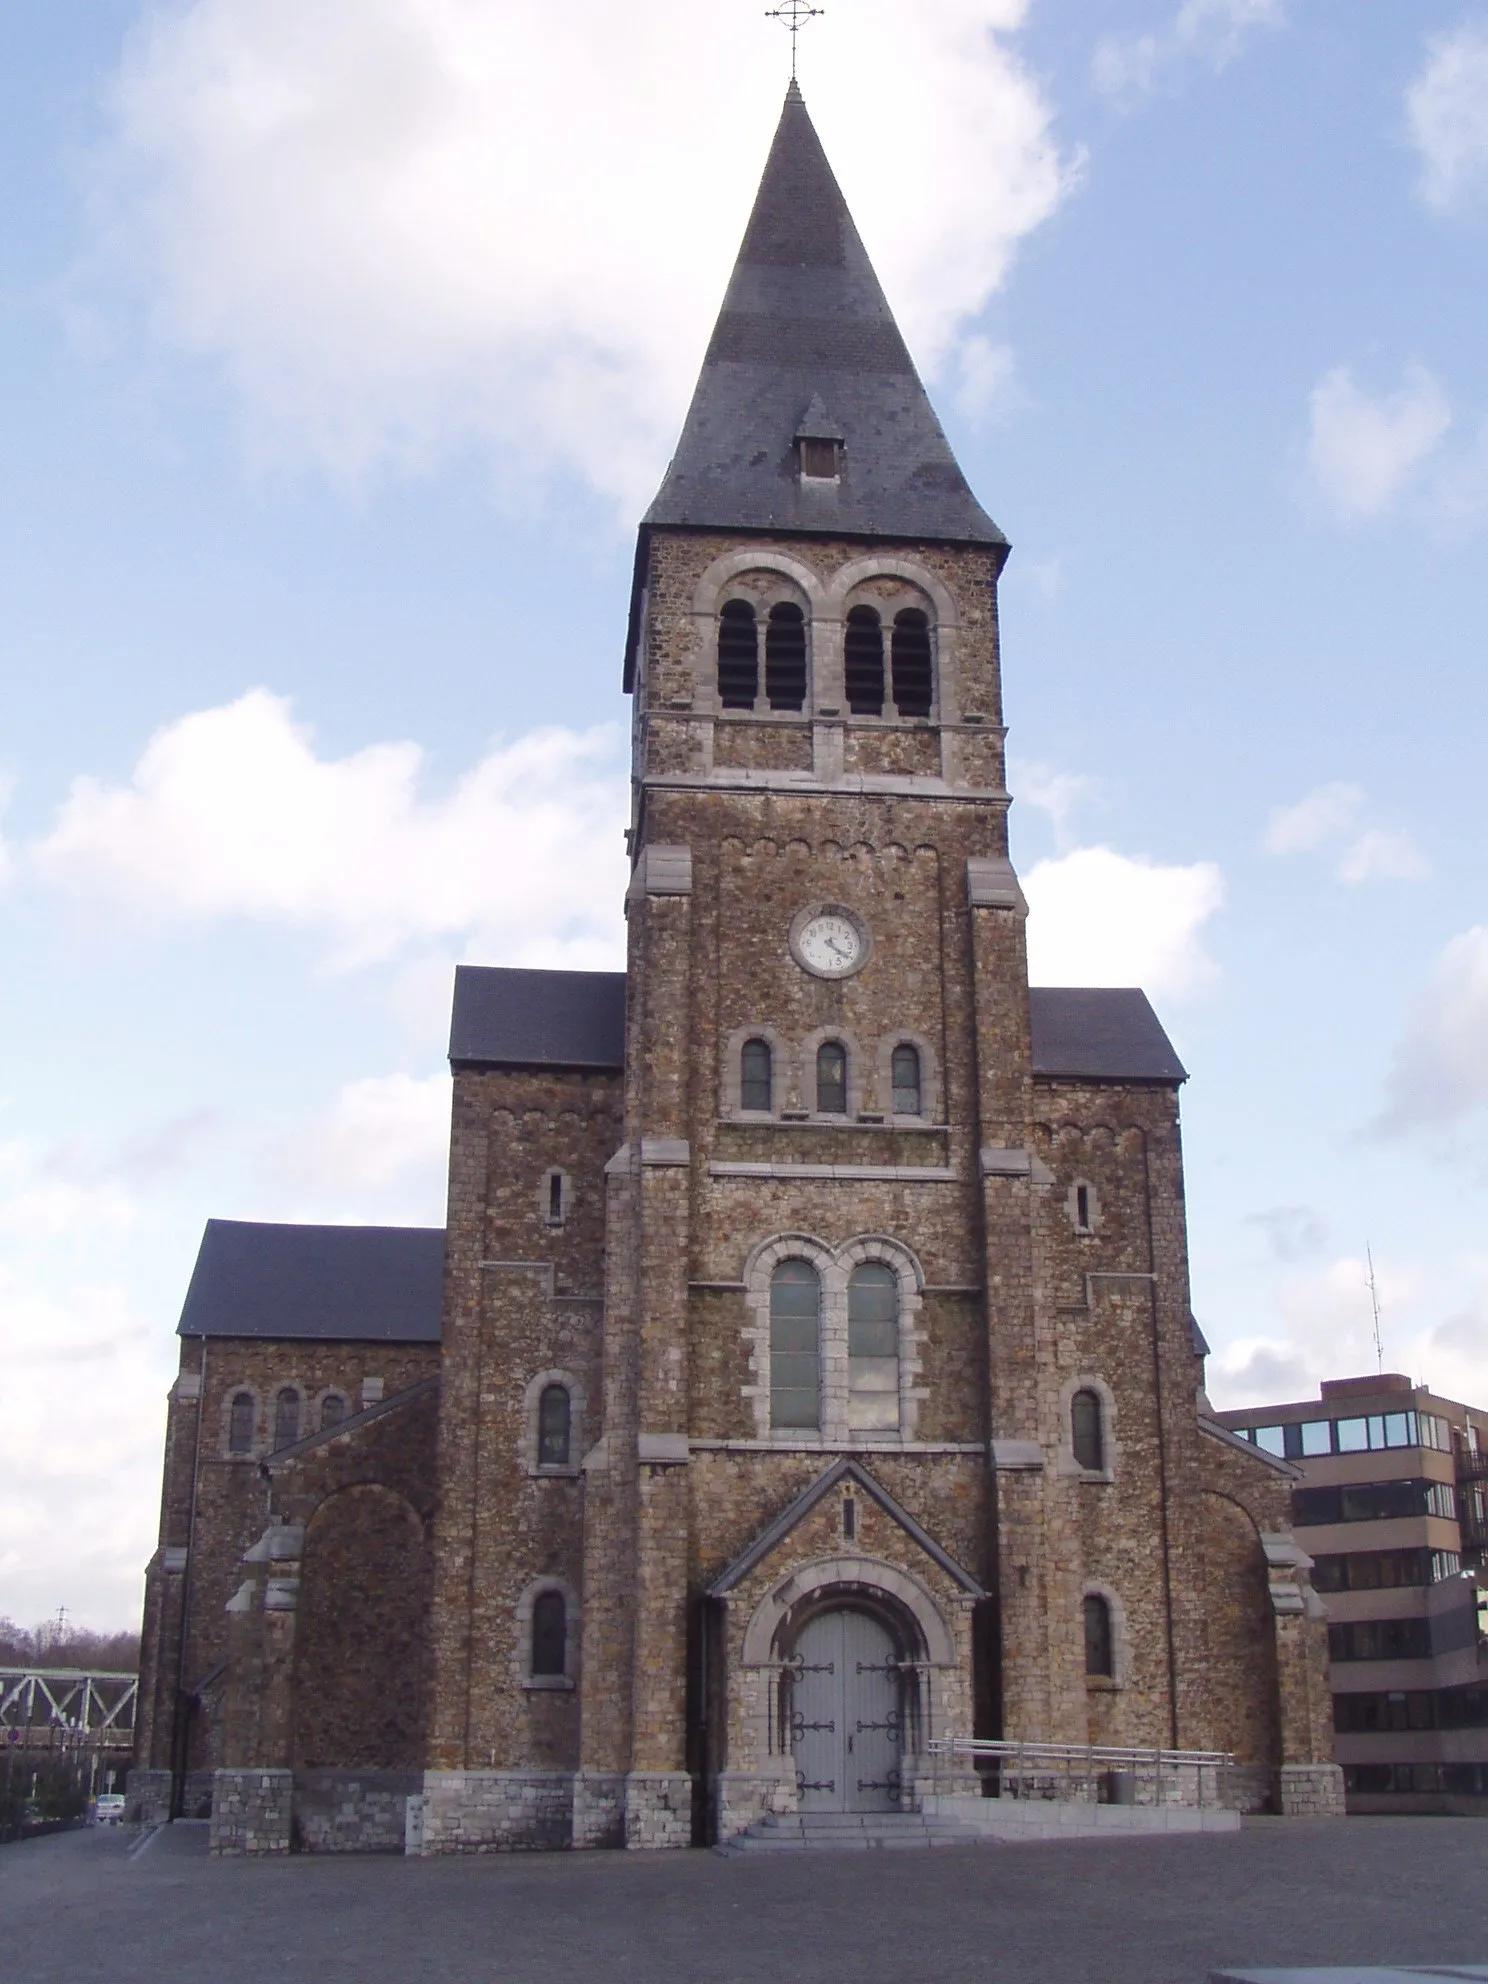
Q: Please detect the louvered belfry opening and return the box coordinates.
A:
[844,605,885,715]
[891,608,933,717]
[765,602,807,709]
[717,599,760,708]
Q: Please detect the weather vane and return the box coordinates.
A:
[765,0,824,79]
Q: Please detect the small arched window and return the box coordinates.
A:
[765,602,807,711]
[816,1041,848,1115]
[891,609,933,718]
[844,605,884,716]
[1072,1389,1104,1472]
[538,1384,571,1468]
[848,1262,900,1432]
[770,1260,821,1430]
[531,1590,567,1677]
[718,599,759,709]
[740,1038,772,1112]
[228,1391,254,1454]
[1083,1594,1114,1678]
[320,1393,347,1433]
[544,1169,567,1227]
[273,1387,301,1451]
[890,1043,922,1116]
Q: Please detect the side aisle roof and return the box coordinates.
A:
[178,1220,445,1342]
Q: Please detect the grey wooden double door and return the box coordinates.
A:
[788,1608,903,1812]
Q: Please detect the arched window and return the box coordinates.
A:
[273,1387,300,1451]
[848,1262,900,1432]
[531,1590,567,1677]
[538,1383,571,1468]
[890,1043,922,1116]
[765,602,807,711]
[1072,1389,1104,1472]
[740,1038,772,1112]
[717,599,759,708]
[844,605,884,716]
[770,1260,821,1430]
[320,1393,347,1433]
[228,1391,254,1454]
[1083,1594,1114,1678]
[891,608,933,718]
[543,1169,567,1227]
[816,1040,848,1115]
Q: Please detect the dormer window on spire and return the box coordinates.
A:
[795,394,843,483]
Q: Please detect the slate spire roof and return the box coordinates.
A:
[641,81,1006,552]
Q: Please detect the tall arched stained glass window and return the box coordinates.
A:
[740,1038,772,1112]
[770,1260,821,1430]
[848,1262,900,1432]
[273,1387,301,1451]
[890,1043,922,1116]
[538,1384,571,1468]
[1083,1594,1114,1678]
[228,1391,254,1454]
[1072,1390,1104,1472]
[816,1040,848,1115]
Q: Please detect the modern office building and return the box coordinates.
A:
[1217,1374,1488,1813]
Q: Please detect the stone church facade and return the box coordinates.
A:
[130,84,1341,1852]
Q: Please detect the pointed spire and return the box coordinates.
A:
[642,86,1005,549]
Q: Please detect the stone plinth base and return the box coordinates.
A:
[625,1772,692,1850]
[418,1771,574,1853]
[713,1771,797,1843]
[1279,1763,1346,1817]
[920,1792,1240,1838]
[573,1772,626,1849]
[210,1769,293,1855]
[294,1770,422,1853]
[124,1768,173,1827]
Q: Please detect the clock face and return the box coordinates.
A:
[796,911,864,978]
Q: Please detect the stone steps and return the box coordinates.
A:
[718,1809,987,1854]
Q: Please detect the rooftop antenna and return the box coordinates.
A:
[766,0,824,79]
[1365,1244,1385,1376]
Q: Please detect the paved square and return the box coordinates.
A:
[3,1818,1485,1984]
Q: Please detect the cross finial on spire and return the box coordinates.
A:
[765,0,823,80]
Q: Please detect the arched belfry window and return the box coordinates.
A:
[273,1387,300,1451]
[718,599,759,708]
[844,605,884,716]
[890,1044,922,1116]
[816,1041,848,1115]
[1084,1594,1114,1678]
[765,602,807,711]
[770,1260,820,1430]
[228,1391,254,1454]
[740,1038,772,1112]
[848,1262,900,1432]
[531,1590,567,1677]
[538,1384,571,1468]
[1072,1389,1104,1472]
[891,609,933,718]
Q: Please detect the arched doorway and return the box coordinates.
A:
[786,1606,905,1812]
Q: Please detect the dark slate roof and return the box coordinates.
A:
[631,85,1004,680]
[1028,988,1187,1085]
[449,965,626,1071]
[178,1220,444,1342]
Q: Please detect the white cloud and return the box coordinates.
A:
[27,690,629,969]
[1407,23,1488,212]
[949,335,1019,425]
[0,1139,140,1239]
[1012,758,1099,850]
[1210,1253,1421,1407]
[1265,780,1426,883]
[1306,364,1452,520]
[1376,926,1488,1137]
[1248,1204,1328,1265]
[104,0,1073,504]
[1092,0,1285,106]
[278,1070,450,1195]
[1023,844,1223,1000]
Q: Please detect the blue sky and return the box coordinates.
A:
[2,0,1486,1628]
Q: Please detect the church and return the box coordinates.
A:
[129,83,1341,1853]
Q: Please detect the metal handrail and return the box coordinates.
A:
[924,1736,1234,1810]
[927,1737,1232,1767]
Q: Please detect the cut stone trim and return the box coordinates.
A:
[624,1772,692,1850]
[210,1768,293,1856]
[627,843,692,899]
[714,1161,955,1183]
[641,1138,690,1166]
[515,1576,580,1690]
[735,1548,962,1667]
[690,1439,984,1455]
[520,1368,586,1478]
[992,1438,1043,1471]
[1055,1373,1120,1484]
[966,854,1028,914]
[637,1432,690,1465]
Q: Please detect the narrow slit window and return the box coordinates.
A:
[1083,1594,1114,1678]
[740,1038,772,1112]
[548,1172,565,1224]
[842,1495,857,1541]
[769,1260,821,1430]
[717,600,759,709]
[531,1590,567,1677]
[844,606,884,716]
[538,1384,571,1467]
[816,1041,848,1115]
[890,1043,922,1116]
[320,1393,347,1433]
[891,609,933,718]
[848,1262,900,1433]
[228,1391,254,1454]
[1075,1184,1092,1232]
[273,1387,300,1451]
[1071,1389,1104,1472]
[765,602,807,711]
